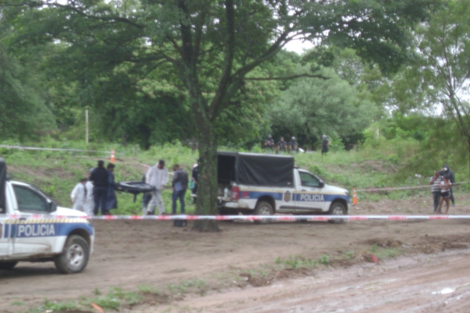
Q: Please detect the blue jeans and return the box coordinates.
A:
[432,192,441,213]
[172,189,186,214]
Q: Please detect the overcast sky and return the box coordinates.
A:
[283,39,314,55]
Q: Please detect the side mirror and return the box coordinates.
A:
[319,181,325,188]
[48,202,57,213]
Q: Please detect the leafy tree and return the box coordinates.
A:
[270,68,377,149]
[0,44,56,140]
[4,0,438,231]
[389,0,470,171]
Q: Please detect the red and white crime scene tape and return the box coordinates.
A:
[4,214,470,221]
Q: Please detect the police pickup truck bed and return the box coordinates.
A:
[217,152,350,223]
[0,158,94,273]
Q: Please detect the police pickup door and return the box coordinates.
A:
[217,152,350,223]
[0,177,94,274]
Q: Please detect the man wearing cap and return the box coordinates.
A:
[441,164,456,206]
[321,135,330,155]
[289,136,298,153]
[89,160,110,215]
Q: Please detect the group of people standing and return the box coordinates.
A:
[142,159,194,219]
[429,164,455,214]
[71,160,117,216]
[264,135,299,153]
[264,134,330,154]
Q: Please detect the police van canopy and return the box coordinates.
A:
[218,152,294,187]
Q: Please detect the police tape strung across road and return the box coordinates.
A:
[3,214,470,221]
[0,144,111,154]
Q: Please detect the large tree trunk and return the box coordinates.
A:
[192,105,221,232]
[467,139,470,175]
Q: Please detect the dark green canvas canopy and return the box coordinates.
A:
[218,152,294,187]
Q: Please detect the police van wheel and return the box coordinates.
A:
[328,202,346,224]
[0,261,18,270]
[54,235,90,274]
[254,201,273,224]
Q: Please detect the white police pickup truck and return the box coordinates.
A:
[217,152,350,223]
[0,158,94,273]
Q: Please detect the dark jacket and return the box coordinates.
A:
[192,166,199,183]
[106,170,117,210]
[90,167,109,188]
[441,169,455,184]
[173,168,189,190]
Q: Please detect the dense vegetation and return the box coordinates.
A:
[0,0,469,228]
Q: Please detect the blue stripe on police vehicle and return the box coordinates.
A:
[295,193,349,202]
[5,221,94,238]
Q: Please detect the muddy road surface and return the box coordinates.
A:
[1,196,470,312]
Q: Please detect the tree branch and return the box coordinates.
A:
[209,0,236,121]
[245,74,329,81]
[50,2,145,29]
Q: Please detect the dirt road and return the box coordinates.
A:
[1,196,470,312]
[174,250,470,313]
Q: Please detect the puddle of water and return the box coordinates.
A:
[432,287,455,295]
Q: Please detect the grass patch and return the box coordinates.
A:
[28,299,80,313]
[275,255,318,270]
[28,286,143,313]
[370,243,400,260]
[167,279,207,296]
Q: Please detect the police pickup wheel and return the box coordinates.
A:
[328,202,346,224]
[253,201,274,224]
[0,261,18,270]
[54,235,90,274]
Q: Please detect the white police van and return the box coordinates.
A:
[216,152,350,223]
[0,158,94,273]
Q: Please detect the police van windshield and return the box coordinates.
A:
[299,172,321,188]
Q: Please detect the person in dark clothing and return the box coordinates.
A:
[441,164,455,206]
[172,164,188,215]
[321,135,330,155]
[190,159,199,204]
[191,160,199,193]
[289,136,298,153]
[277,137,287,154]
[89,160,110,215]
[106,163,117,212]
[141,173,152,214]
[429,170,442,213]
[264,135,275,150]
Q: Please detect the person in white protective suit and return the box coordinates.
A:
[70,178,87,212]
[146,159,169,215]
[84,178,95,216]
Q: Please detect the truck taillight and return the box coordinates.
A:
[231,186,240,201]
